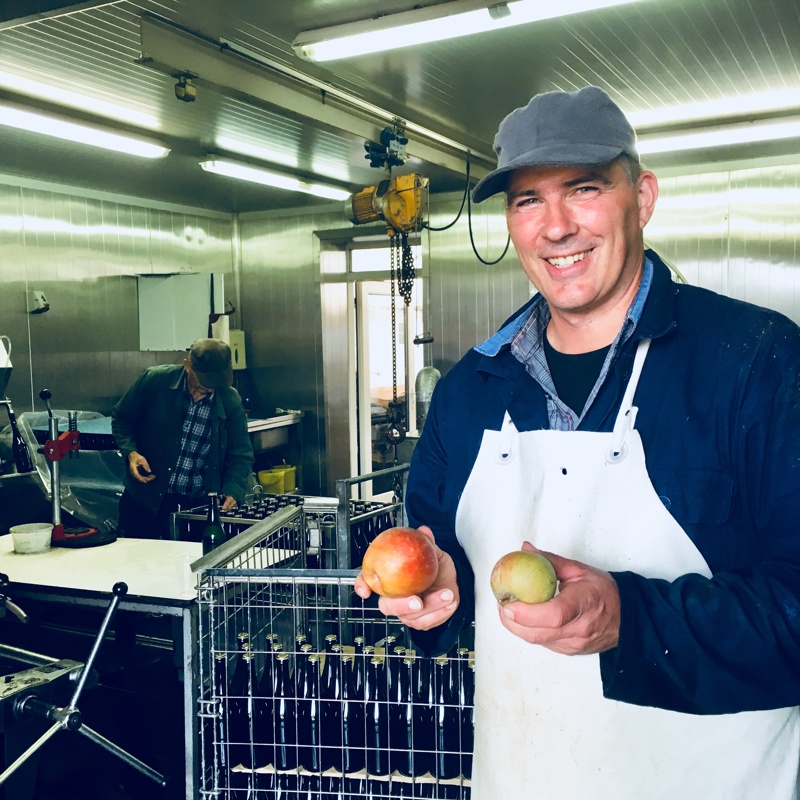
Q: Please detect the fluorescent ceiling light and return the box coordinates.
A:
[294,0,644,61]
[0,104,169,158]
[638,117,800,155]
[628,89,800,129]
[199,158,351,201]
[0,70,160,129]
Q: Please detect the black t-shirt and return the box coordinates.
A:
[543,334,611,415]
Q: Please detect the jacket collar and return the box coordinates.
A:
[168,365,186,391]
[473,249,677,379]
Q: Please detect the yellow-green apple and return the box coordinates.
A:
[490,550,557,605]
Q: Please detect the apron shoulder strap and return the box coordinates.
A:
[608,338,651,463]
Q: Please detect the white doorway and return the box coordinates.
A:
[351,245,424,499]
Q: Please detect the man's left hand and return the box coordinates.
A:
[497,542,621,655]
[220,495,237,511]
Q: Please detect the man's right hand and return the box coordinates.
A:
[128,452,155,483]
[354,526,460,631]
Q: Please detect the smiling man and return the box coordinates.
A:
[355,87,800,798]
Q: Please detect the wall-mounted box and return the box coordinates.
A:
[229,329,246,370]
[137,273,215,351]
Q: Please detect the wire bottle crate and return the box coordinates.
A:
[195,504,474,800]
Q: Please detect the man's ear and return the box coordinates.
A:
[637,170,659,230]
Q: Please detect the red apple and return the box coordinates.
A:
[490,550,557,605]
[361,526,439,598]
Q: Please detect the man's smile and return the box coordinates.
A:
[545,249,593,268]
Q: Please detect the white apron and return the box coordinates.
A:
[455,339,799,799]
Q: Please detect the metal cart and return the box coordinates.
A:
[192,499,474,799]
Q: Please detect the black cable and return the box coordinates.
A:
[426,157,511,265]
[467,177,511,266]
[425,159,471,231]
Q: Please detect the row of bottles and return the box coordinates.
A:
[214,632,474,784]
[190,492,397,559]
[200,492,308,553]
[227,772,469,799]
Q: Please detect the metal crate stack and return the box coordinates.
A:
[195,505,475,800]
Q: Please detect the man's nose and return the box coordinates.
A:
[541,200,578,241]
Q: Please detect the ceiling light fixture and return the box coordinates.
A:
[0,103,169,158]
[628,89,800,129]
[293,0,644,61]
[637,117,800,156]
[0,70,160,129]
[199,157,352,201]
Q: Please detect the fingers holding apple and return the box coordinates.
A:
[355,525,460,631]
[361,526,439,597]
[494,544,621,655]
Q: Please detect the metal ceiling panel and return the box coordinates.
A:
[0,0,797,212]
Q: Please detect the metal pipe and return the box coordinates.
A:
[48,415,60,528]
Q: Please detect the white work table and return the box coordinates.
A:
[0,535,201,601]
[0,534,203,800]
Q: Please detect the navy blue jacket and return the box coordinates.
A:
[407,250,800,715]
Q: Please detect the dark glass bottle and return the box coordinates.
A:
[389,656,416,777]
[294,642,313,701]
[259,633,279,700]
[210,652,228,780]
[298,653,322,774]
[434,656,460,780]
[460,659,476,780]
[202,492,225,554]
[341,654,365,774]
[348,638,366,704]
[273,651,298,771]
[228,649,257,770]
[6,407,33,473]
[364,656,389,777]
[412,656,436,777]
[320,643,343,772]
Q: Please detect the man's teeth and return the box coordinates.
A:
[547,251,589,267]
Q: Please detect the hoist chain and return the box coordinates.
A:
[390,234,398,409]
[385,234,407,455]
[398,231,415,306]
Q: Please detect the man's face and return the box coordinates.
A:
[504,160,658,325]
[183,361,213,398]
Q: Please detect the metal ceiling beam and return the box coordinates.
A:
[137,14,492,181]
[0,1,120,30]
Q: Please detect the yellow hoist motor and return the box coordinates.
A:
[347,173,429,235]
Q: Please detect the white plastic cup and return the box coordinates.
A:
[10,523,53,554]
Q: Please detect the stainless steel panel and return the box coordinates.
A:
[0,180,233,415]
[647,163,800,325]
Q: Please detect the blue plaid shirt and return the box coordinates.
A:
[167,373,214,497]
[475,257,654,430]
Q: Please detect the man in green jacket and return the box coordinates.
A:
[111,338,253,539]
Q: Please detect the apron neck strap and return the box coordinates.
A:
[608,338,651,463]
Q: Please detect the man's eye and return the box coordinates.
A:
[508,196,539,212]
[575,185,599,195]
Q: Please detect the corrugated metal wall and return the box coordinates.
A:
[0,177,233,415]
[647,162,800,320]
